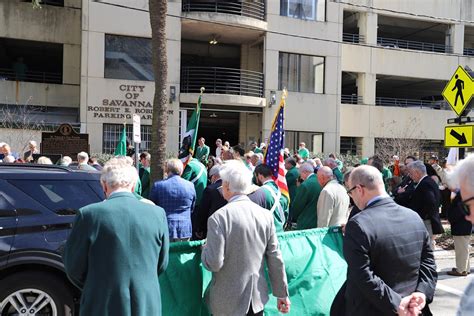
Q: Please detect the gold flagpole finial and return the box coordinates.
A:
[282,88,288,100]
[200,87,205,95]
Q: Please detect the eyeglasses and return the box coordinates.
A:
[347,184,364,195]
[462,196,474,216]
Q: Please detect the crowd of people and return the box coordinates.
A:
[2,136,474,315]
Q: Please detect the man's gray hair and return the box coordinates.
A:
[29,140,37,147]
[220,160,252,194]
[448,155,474,191]
[101,157,138,189]
[323,158,337,168]
[300,162,314,174]
[77,151,89,163]
[349,165,384,190]
[407,161,426,174]
[209,164,221,177]
[60,156,72,166]
[166,158,184,176]
[318,166,334,178]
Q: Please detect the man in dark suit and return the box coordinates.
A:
[63,157,169,316]
[393,156,417,207]
[194,164,227,239]
[406,161,443,242]
[342,165,437,315]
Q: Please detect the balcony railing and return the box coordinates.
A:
[181,67,264,98]
[377,37,452,54]
[182,1,265,21]
[342,33,365,44]
[464,47,474,56]
[341,94,363,104]
[0,68,62,84]
[376,97,450,110]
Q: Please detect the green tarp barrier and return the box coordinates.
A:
[159,227,347,316]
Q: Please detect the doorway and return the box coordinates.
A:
[188,110,239,156]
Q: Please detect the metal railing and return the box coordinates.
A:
[181,66,264,98]
[464,48,474,56]
[376,97,450,110]
[342,33,365,44]
[0,68,62,84]
[341,94,363,104]
[377,37,452,53]
[182,1,265,21]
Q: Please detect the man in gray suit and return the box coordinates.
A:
[201,160,290,316]
[317,166,350,228]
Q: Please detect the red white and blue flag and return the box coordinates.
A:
[264,90,289,199]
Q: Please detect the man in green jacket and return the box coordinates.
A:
[290,162,322,230]
[139,151,151,198]
[249,164,289,232]
[285,157,299,202]
[194,137,210,165]
[63,157,169,316]
[298,142,310,161]
[182,157,208,207]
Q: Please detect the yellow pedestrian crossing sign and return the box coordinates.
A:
[442,66,474,116]
[444,125,473,147]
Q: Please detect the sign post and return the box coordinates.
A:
[133,114,141,169]
[442,65,474,160]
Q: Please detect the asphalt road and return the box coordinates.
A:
[430,250,473,316]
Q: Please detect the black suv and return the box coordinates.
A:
[0,164,104,316]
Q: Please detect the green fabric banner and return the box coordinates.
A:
[159,227,347,316]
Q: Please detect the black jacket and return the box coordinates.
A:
[448,192,473,236]
[193,179,227,239]
[393,176,415,207]
[342,198,437,315]
[408,176,443,234]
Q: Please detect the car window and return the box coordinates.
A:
[8,180,103,214]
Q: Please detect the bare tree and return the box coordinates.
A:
[0,98,45,154]
[375,117,426,163]
[149,0,168,182]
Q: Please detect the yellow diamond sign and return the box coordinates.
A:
[444,125,474,147]
[442,66,474,116]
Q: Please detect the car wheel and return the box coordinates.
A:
[0,271,74,316]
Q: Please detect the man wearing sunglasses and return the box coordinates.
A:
[343,165,437,316]
[449,155,474,315]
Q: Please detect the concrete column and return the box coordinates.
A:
[357,73,376,105]
[63,44,81,85]
[358,12,378,45]
[447,23,464,54]
[361,137,375,158]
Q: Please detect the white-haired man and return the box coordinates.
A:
[340,165,437,316]
[150,159,196,242]
[23,140,39,162]
[77,151,96,171]
[63,158,169,316]
[449,155,474,315]
[317,166,350,228]
[202,160,290,316]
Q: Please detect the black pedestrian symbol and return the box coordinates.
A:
[452,74,465,107]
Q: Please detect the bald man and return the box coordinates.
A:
[342,165,436,315]
[316,166,350,228]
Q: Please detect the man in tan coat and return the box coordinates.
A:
[317,166,350,228]
[201,160,290,316]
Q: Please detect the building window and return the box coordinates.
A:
[104,35,154,81]
[103,124,152,154]
[280,0,326,21]
[340,137,357,155]
[279,52,324,93]
[286,130,323,154]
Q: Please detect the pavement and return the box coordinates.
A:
[430,248,473,315]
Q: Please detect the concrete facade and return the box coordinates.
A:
[2,0,474,157]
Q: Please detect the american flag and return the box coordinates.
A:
[264,91,289,199]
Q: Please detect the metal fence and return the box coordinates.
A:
[341,94,363,104]
[342,33,365,44]
[181,67,264,98]
[464,48,474,56]
[0,68,62,84]
[377,37,452,54]
[182,1,265,21]
[375,96,450,109]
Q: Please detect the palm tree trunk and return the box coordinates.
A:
[149,0,168,182]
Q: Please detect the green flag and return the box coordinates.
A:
[114,125,127,156]
[178,91,203,164]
